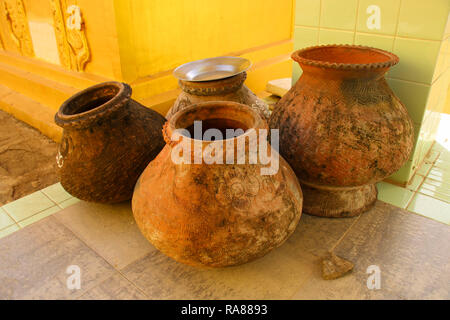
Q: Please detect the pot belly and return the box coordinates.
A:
[131,149,303,267]
[274,84,414,187]
[270,78,414,217]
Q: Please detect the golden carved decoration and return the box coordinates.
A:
[50,0,90,71]
[51,0,71,68]
[2,0,34,56]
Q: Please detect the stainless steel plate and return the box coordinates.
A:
[173,56,251,82]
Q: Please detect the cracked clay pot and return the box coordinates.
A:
[54,81,166,203]
[269,45,414,217]
[132,101,303,267]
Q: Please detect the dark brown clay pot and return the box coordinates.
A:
[269,45,414,218]
[132,101,303,267]
[54,81,166,203]
[166,72,270,120]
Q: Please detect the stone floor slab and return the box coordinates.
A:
[121,245,317,300]
[292,201,450,299]
[53,201,155,269]
[1,200,448,300]
[0,216,116,299]
[119,209,358,299]
[78,273,147,300]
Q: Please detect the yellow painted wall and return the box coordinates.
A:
[0,1,22,55]
[0,0,295,140]
[24,0,59,65]
[75,0,123,80]
[23,0,52,22]
[113,0,294,82]
[20,0,122,79]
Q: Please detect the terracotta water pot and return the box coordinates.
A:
[54,81,166,203]
[166,72,270,120]
[132,101,303,267]
[269,45,414,217]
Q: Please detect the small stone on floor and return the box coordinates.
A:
[321,252,354,280]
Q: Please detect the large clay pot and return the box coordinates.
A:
[132,101,303,267]
[269,45,414,217]
[166,72,270,120]
[54,81,166,203]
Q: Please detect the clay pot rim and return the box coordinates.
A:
[178,72,247,96]
[55,81,131,128]
[292,44,399,70]
[163,100,267,146]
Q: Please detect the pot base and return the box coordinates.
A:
[300,182,377,218]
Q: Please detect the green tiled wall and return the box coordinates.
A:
[293,0,450,185]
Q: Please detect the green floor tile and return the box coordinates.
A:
[407,193,450,225]
[2,191,55,222]
[430,161,450,173]
[18,206,62,228]
[438,149,450,162]
[0,207,15,230]
[377,182,414,209]
[435,158,450,167]
[0,224,20,239]
[405,174,424,192]
[422,177,450,191]
[417,162,433,176]
[419,176,450,203]
[427,167,450,183]
[424,149,440,163]
[41,183,72,204]
[418,188,450,203]
[431,143,446,153]
[58,197,81,209]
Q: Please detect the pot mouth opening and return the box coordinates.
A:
[63,86,118,116]
[167,101,265,142]
[292,45,399,70]
[184,118,249,141]
[55,82,131,127]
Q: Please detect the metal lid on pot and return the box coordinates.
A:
[173,56,251,82]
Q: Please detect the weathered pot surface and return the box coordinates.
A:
[54,81,166,203]
[166,72,270,121]
[269,45,414,217]
[132,101,303,267]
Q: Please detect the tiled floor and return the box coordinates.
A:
[291,201,450,300]
[0,168,448,300]
[0,200,448,299]
[377,142,450,225]
[376,114,450,225]
[0,183,80,238]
